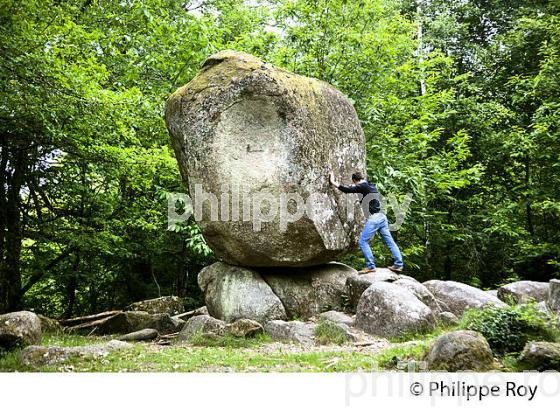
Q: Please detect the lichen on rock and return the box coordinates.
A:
[165,50,366,267]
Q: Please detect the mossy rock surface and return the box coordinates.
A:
[424,330,496,371]
[165,50,366,267]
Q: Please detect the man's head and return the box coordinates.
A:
[351,172,364,183]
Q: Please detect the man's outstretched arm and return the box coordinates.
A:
[329,172,360,193]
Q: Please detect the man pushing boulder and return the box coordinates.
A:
[329,171,404,274]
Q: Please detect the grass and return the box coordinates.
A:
[0,331,418,372]
[188,332,272,348]
[374,342,428,370]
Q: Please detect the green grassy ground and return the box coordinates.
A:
[0,332,429,372]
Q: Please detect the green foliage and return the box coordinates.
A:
[314,320,350,345]
[1,0,559,315]
[373,342,428,370]
[459,304,559,355]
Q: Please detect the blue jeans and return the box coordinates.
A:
[359,214,403,269]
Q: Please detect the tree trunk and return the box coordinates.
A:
[0,149,24,313]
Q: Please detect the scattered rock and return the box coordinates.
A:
[0,311,42,350]
[346,268,411,308]
[497,281,549,305]
[355,282,436,337]
[119,328,159,342]
[425,330,495,371]
[264,320,316,345]
[393,278,442,313]
[150,313,184,334]
[518,341,560,371]
[319,310,354,326]
[315,320,357,343]
[436,311,459,326]
[94,311,154,335]
[125,296,185,315]
[21,340,133,367]
[261,262,356,318]
[227,319,264,338]
[165,50,365,267]
[38,314,62,333]
[423,280,506,317]
[198,262,287,323]
[534,301,549,314]
[177,315,227,341]
[548,279,560,312]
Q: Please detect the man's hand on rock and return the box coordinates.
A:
[329,172,338,187]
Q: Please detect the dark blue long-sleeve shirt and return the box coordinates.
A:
[337,180,381,216]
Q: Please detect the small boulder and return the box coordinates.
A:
[178,315,227,341]
[21,340,133,367]
[38,314,63,334]
[518,341,560,371]
[497,281,549,305]
[261,262,356,319]
[346,268,412,309]
[393,278,441,313]
[227,319,264,338]
[486,290,498,297]
[150,313,184,334]
[198,262,287,323]
[319,310,354,326]
[534,301,549,314]
[437,311,459,326]
[125,296,184,315]
[548,279,560,312]
[425,330,495,371]
[95,311,154,335]
[355,282,436,337]
[119,328,159,342]
[423,280,506,317]
[315,320,357,344]
[264,320,316,345]
[0,311,42,350]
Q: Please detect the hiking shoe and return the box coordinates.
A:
[357,267,376,274]
[387,265,403,273]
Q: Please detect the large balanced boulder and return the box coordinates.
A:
[125,296,184,315]
[261,262,357,318]
[198,262,287,323]
[355,282,436,337]
[165,50,365,267]
[423,280,507,317]
[0,311,42,349]
[497,281,549,305]
[425,330,495,371]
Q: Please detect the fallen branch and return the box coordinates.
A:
[60,310,122,326]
